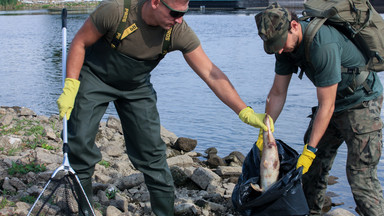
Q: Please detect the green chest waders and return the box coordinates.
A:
[84,38,161,90]
[68,13,175,216]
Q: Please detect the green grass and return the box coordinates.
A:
[98,160,110,168]
[20,195,36,204]
[42,143,54,150]
[24,125,45,136]
[0,119,45,137]
[0,198,9,209]
[7,161,46,176]
[6,147,21,156]
[0,197,15,209]
[0,118,56,151]
[106,188,117,200]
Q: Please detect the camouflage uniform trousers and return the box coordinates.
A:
[302,95,384,216]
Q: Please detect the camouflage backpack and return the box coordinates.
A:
[300,0,384,72]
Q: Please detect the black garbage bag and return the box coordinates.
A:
[232,139,309,216]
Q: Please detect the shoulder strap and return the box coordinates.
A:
[303,17,327,65]
[111,0,138,49]
[159,27,173,59]
[110,0,173,58]
[298,17,327,79]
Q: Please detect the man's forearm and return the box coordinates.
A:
[308,104,334,148]
[265,91,287,122]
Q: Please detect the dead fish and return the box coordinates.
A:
[251,114,280,192]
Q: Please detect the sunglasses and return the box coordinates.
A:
[160,0,188,18]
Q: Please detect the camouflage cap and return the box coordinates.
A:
[255,2,291,54]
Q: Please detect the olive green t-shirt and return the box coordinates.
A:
[275,21,383,112]
[90,0,200,61]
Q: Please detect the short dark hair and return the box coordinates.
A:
[288,12,298,31]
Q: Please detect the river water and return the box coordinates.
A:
[0,9,383,215]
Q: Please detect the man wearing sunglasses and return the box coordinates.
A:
[57,0,272,215]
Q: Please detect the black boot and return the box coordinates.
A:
[150,191,175,216]
[75,177,94,216]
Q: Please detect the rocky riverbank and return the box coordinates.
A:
[0,106,355,215]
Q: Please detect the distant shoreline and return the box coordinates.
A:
[0,2,99,11]
[1,1,383,13]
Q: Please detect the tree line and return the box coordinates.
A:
[0,0,18,7]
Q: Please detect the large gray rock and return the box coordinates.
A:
[223,151,245,166]
[35,148,62,164]
[19,107,36,116]
[167,155,194,167]
[0,136,22,150]
[215,166,242,177]
[174,203,199,215]
[191,167,221,190]
[106,116,123,134]
[106,205,122,216]
[115,173,145,190]
[173,137,197,152]
[0,114,13,126]
[2,177,16,192]
[161,125,178,146]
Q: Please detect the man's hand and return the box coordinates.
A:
[296,144,316,174]
[239,107,274,131]
[57,78,80,120]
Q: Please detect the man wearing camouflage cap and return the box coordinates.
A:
[254,2,384,216]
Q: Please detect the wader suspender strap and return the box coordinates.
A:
[111,0,173,59]
[111,0,135,49]
[160,27,173,59]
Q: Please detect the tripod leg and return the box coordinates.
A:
[27,179,52,216]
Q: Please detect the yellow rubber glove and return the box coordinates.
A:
[57,78,80,120]
[239,107,274,132]
[296,144,316,174]
[255,129,263,153]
